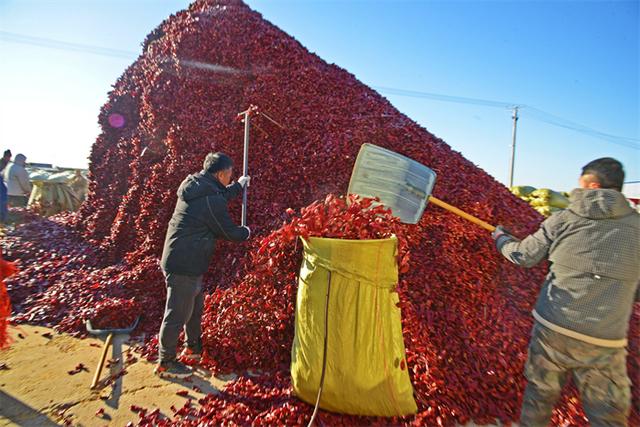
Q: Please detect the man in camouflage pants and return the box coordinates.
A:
[492,158,639,426]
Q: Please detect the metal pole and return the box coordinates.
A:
[241,111,250,226]
[508,106,519,188]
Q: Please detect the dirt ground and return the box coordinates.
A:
[0,325,230,426]
[0,326,509,427]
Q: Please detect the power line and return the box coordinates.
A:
[2,30,638,150]
[522,106,640,150]
[375,86,639,150]
[0,30,137,59]
[372,85,516,109]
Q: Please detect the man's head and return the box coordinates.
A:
[14,153,26,166]
[579,157,624,191]
[203,152,233,186]
[2,150,10,161]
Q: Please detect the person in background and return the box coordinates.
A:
[3,153,31,208]
[491,157,639,426]
[0,150,10,225]
[70,170,88,202]
[155,152,251,379]
[0,150,11,172]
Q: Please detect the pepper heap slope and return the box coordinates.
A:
[77,0,540,260]
[5,0,637,425]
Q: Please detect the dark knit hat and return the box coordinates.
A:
[203,152,233,174]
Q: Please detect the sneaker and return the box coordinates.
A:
[180,346,202,362]
[154,360,193,379]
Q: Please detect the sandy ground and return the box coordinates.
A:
[0,325,230,426]
[0,325,510,427]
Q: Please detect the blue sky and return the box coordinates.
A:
[1,0,638,193]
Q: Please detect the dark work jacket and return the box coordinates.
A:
[160,171,249,276]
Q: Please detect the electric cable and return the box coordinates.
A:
[2,30,638,149]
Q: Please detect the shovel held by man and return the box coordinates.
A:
[348,143,497,232]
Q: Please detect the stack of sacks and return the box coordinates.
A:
[510,186,570,217]
[27,169,84,216]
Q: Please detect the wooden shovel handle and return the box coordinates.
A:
[91,332,113,389]
[429,196,496,232]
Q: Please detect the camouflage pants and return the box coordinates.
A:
[520,322,631,427]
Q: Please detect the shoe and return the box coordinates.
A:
[180,346,202,362]
[154,360,193,379]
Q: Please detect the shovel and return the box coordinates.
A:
[348,143,496,231]
[86,316,139,389]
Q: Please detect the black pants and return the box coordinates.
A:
[158,273,204,362]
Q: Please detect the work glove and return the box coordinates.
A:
[237,175,251,188]
[491,225,516,251]
[491,225,510,240]
[242,226,251,239]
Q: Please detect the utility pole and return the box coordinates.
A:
[508,106,519,188]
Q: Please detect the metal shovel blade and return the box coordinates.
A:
[85,316,140,336]
[347,144,437,224]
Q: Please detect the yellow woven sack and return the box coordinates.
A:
[291,236,417,417]
[510,185,536,198]
[529,188,569,209]
[548,191,569,209]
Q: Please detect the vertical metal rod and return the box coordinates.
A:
[508,106,519,188]
[241,112,250,227]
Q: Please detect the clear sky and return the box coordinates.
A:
[1,0,638,193]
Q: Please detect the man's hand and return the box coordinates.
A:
[491,225,510,240]
[237,175,251,188]
[491,225,517,251]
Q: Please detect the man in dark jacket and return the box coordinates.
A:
[492,158,639,426]
[155,152,251,378]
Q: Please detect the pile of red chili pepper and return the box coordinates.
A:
[201,194,410,373]
[2,213,165,341]
[2,0,638,425]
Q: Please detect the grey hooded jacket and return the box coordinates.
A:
[3,154,31,197]
[160,171,249,277]
[496,189,640,348]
